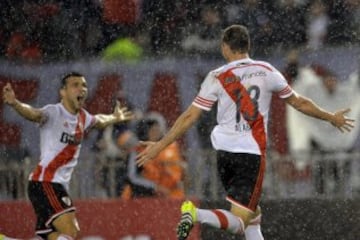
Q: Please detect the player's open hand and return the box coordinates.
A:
[136,141,160,166]
[330,108,355,133]
[2,83,17,106]
[113,100,134,122]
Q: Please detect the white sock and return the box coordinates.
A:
[197,208,244,234]
[245,224,264,240]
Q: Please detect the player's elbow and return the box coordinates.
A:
[94,121,106,129]
[28,112,45,123]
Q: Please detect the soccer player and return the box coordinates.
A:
[1,72,133,240]
[136,25,355,240]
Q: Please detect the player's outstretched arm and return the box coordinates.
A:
[2,83,44,123]
[136,105,203,166]
[94,101,133,129]
[285,92,355,132]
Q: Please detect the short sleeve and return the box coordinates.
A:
[192,72,219,111]
[39,104,58,127]
[268,70,294,98]
[82,109,97,130]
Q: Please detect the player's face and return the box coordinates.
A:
[148,123,162,141]
[60,76,88,113]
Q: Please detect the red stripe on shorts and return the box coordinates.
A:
[42,182,63,212]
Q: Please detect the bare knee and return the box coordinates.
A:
[249,206,262,225]
[230,204,260,227]
[48,225,79,240]
[48,233,78,240]
[50,212,80,239]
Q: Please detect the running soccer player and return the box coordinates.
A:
[1,72,133,240]
[136,25,355,240]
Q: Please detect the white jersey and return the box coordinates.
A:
[192,58,293,155]
[29,103,96,188]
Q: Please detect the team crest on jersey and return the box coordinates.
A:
[61,197,72,206]
[63,121,69,128]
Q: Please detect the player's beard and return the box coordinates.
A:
[75,97,85,110]
[69,96,84,113]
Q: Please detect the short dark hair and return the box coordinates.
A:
[222,25,250,53]
[61,72,84,88]
[135,119,159,141]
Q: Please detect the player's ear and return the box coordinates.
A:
[59,87,66,98]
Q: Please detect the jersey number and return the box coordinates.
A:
[233,85,260,123]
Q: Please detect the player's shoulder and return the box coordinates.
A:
[80,107,94,118]
[43,102,60,108]
[210,65,225,75]
[80,108,96,127]
[80,108,94,116]
[208,64,231,78]
[250,59,277,72]
[41,102,61,112]
[201,66,221,82]
[38,103,61,125]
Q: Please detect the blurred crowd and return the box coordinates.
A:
[93,109,187,199]
[0,0,360,63]
[269,49,360,196]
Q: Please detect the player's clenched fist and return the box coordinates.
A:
[2,83,17,106]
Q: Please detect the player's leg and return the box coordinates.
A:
[222,152,265,239]
[244,206,264,240]
[47,212,79,240]
[177,203,263,240]
[177,152,264,239]
[177,149,242,239]
[27,181,77,240]
[177,200,244,240]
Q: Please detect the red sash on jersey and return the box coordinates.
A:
[32,110,86,182]
[218,68,267,153]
